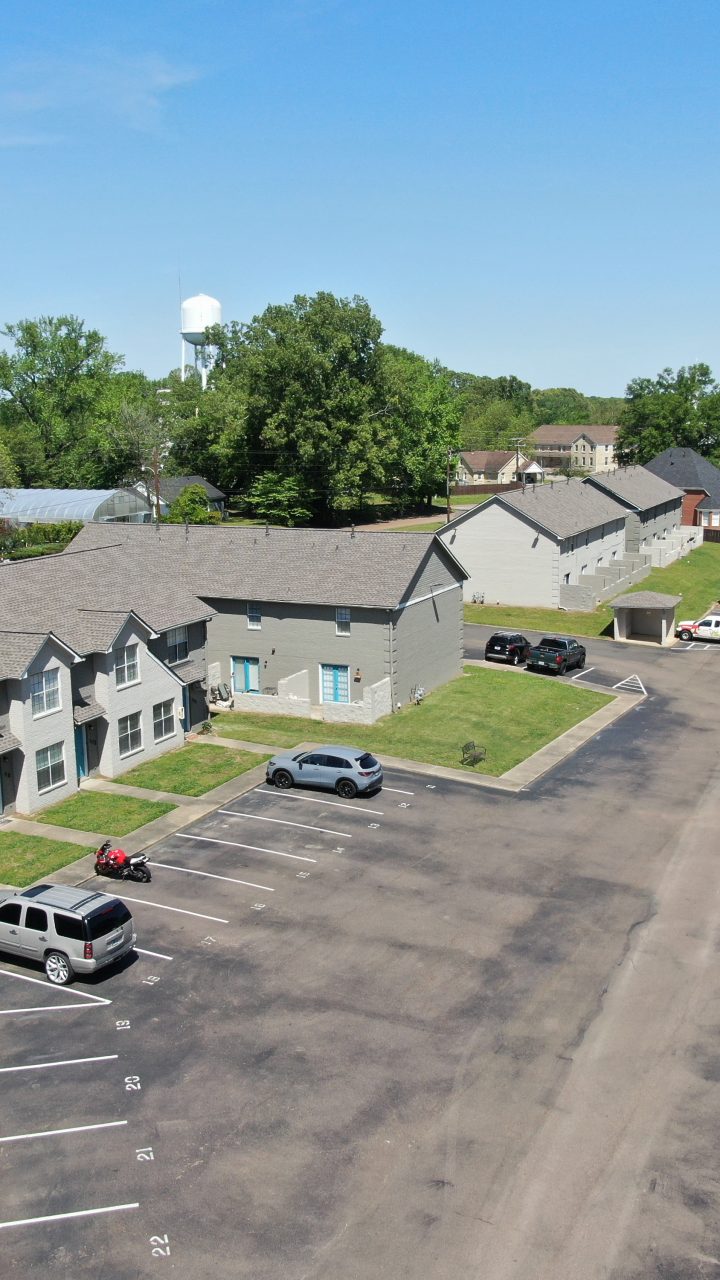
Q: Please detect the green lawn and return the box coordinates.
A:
[213,665,611,776]
[464,542,720,638]
[0,833,95,888]
[114,743,270,796]
[36,792,174,836]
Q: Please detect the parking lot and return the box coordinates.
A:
[4,646,720,1279]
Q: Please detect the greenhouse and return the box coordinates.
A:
[0,488,152,526]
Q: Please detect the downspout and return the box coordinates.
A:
[387,613,396,712]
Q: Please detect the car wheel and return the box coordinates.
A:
[336,778,358,799]
[45,951,73,986]
[578,656,585,669]
[273,769,293,789]
[679,629,694,641]
[513,652,522,665]
[558,664,567,676]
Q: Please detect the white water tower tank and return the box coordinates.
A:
[180,294,222,346]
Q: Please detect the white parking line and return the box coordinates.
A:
[0,1054,118,1074]
[0,969,110,1004]
[135,947,174,961]
[1,1120,128,1144]
[382,786,415,796]
[571,666,595,680]
[258,790,384,816]
[150,860,276,891]
[218,809,353,838]
[179,832,314,865]
[0,1202,139,1230]
[110,893,229,923]
[0,1004,110,1017]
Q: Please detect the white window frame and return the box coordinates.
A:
[247,602,261,630]
[30,667,61,718]
[36,741,66,794]
[335,607,351,637]
[153,699,176,743]
[118,711,143,758]
[115,643,140,688]
[167,626,188,665]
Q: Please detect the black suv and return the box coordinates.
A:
[484,632,531,666]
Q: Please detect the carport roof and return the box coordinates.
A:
[611,592,682,609]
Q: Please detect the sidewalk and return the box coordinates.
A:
[0,688,642,891]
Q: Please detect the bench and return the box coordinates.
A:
[461,740,486,766]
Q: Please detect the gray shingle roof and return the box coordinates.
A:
[0,631,50,680]
[586,467,683,511]
[0,550,213,660]
[611,592,681,609]
[459,450,517,471]
[644,448,720,510]
[469,477,628,539]
[0,727,22,752]
[68,523,465,608]
[169,659,206,685]
[73,684,107,725]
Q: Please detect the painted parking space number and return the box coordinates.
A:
[398,802,411,809]
[150,1234,171,1258]
[136,1146,155,1161]
[116,1019,131,1031]
[125,1075,142,1091]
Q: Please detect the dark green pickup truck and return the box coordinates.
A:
[526,636,587,676]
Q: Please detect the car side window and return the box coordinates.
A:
[54,913,84,941]
[303,753,322,765]
[0,902,21,925]
[326,756,351,769]
[25,907,48,932]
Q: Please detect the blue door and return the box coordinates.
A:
[74,725,87,779]
[232,657,260,694]
[182,685,191,729]
[320,664,350,704]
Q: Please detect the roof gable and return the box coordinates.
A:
[585,467,683,511]
[441,477,626,539]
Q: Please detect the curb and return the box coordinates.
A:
[0,689,644,891]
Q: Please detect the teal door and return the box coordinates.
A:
[321,664,350,703]
[232,657,260,694]
[74,725,87,779]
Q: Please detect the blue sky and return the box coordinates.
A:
[2,0,718,395]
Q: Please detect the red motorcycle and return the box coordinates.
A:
[95,840,151,883]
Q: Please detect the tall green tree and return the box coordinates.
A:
[616,364,720,464]
[166,484,221,525]
[0,316,123,484]
[207,292,389,517]
[530,387,591,425]
[381,346,460,507]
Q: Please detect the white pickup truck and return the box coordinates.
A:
[675,613,720,642]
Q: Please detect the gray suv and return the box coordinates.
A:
[266,746,383,798]
[0,884,136,985]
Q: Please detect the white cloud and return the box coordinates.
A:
[0,52,199,139]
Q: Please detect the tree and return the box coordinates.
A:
[616,365,720,465]
[380,347,460,507]
[107,401,173,515]
[244,473,312,526]
[530,387,591,425]
[207,292,389,518]
[0,316,122,485]
[167,484,221,525]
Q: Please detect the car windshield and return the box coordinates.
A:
[358,753,378,769]
[86,902,132,940]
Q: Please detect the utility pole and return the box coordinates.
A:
[446,447,454,523]
[510,436,525,489]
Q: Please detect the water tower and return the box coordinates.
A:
[180,293,222,389]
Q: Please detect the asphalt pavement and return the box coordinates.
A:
[2,636,720,1278]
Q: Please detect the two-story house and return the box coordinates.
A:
[529,425,618,474]
[0,551,213,815]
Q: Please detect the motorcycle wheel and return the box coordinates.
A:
[140,867,152,882]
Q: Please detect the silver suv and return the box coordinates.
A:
[266,746,383,798]
[0,884,136,985]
